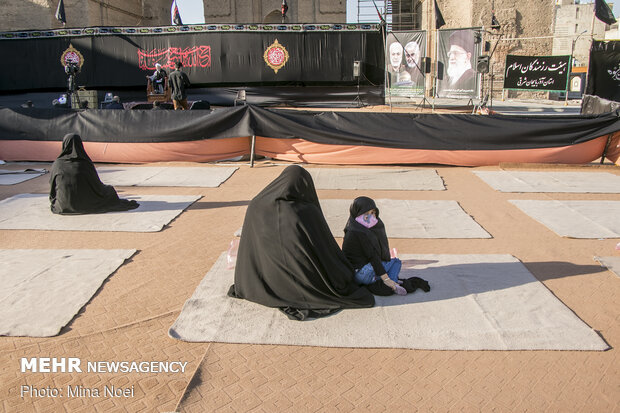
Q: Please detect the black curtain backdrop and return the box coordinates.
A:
[586,40,620,102]
[1,105,618,151]
[0,31,384,91]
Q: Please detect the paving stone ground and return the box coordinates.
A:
[0,160,618,412]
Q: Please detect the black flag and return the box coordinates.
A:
[281,0,288,18]
[435,1,446,29]
[594,0,617,25]
[172,0,183,26]
[55,0,66,25]
[491,12,501,30]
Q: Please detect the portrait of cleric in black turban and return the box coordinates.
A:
[437,29,478,98]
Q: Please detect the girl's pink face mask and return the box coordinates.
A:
[355,211,378,228]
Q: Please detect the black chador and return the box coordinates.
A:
[228,165,375,320]
[49,133,139,214]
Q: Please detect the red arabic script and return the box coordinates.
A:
[137,46,211,70]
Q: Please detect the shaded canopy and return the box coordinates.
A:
[229,165,375,320]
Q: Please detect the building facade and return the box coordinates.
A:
[2,0,169,30]
[1,0,347,31]
[553,0,613,67]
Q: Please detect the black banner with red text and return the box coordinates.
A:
[0,30,383,91]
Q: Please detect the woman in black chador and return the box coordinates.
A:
[228,165,375,320]
[49,133,139,214]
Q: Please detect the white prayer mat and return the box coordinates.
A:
[320,199,491,239]
[595,256,620,277]
[0,169,47,185]
[0,193,200,232]
[510,200,620,238]
[306,168,445,190]
[0,249,136,337]
[169,253,608,350]
[96,166,238,187]
[474,171,620,193]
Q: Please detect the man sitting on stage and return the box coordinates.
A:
[147,63,167,94]
[103,96,123,109]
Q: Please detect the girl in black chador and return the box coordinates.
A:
[49,133,139,214]
[342,196,430,296]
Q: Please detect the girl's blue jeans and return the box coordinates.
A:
[354,258,401,285]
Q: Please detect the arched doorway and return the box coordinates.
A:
[263,9,287,24]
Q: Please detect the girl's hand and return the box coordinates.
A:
[381,275,407,296]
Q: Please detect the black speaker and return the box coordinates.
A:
[423,57,431,73]
[484,41,491,52]
[476,55,490,74]
[436,61,444,80]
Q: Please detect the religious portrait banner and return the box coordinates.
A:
[385,31,427,97]
[436,28,481,99]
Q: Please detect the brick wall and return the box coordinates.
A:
[1,0,171,31]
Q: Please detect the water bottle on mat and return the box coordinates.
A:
[226,239,240,269]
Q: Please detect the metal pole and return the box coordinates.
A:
[565,38,575,106]
[249,135,256,168]
[382,6,393,112]
[490,63,494,109]
[601,134,613,164]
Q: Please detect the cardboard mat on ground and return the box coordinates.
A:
[510,200,620,238]
[96,166,238,187]
[320,199,491,239]
[169,253,608,351]
[0,169,47,185]
[595,256,620,277]
[473,171,620,193]
[0,194,201,232]
[0,249,136,337]
[306,168,445,190]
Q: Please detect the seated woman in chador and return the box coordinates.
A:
[228,165,375,320]
[342,196,430,296]
[49,133,139,214]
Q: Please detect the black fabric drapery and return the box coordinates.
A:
[0,105,618,150]
[228,165,375,320]
[0,30,383,91]
[586,40,620,103]
[249,106,620,150]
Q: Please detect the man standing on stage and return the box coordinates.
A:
[169,61,191,110]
